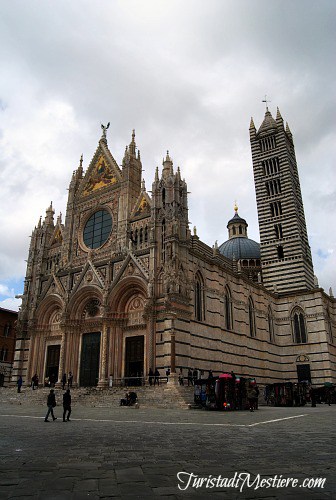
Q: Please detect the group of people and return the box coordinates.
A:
[44,388,72,422]
[120,391,137,406]
[181,368,211,386]
[148,368,161,385]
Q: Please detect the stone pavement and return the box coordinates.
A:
[0,402,335,499]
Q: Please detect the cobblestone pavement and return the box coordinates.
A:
[0,403,334,499]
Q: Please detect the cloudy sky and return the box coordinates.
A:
[0,0,335,311]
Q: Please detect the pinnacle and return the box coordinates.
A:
[276,107,283,121]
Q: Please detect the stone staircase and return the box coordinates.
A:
[0,383,195,410]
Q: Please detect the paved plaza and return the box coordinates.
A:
[0,403,335,499]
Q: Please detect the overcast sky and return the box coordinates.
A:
[0,0,335,311]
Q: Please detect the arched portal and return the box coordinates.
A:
[108,277,149,385]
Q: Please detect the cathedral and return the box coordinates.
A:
[12,107,335,388]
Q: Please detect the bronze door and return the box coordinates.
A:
[125,336,144,385]
[45,345,60,385]
[80,333,101,387]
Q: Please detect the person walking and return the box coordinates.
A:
[44,389,57,422]
[68,371,73,388]
[62,373,67,390]
[187,369,193,386]
[154,368,160,386]
[63,389,71,422]
[148,368,154,386]
[247,383,257,412]
[17,375,23,393]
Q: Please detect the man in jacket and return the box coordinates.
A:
[44,389,57,422]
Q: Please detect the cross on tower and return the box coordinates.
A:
[262,95,271,111]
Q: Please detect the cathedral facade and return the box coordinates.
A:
[13,108,336,388]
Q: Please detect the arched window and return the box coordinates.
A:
[4,324,11,337]
[0,347,8,362]
[249,297,256,337]
[268,306,275,343]
[326,308,333,344]
[195,272,205,322]
[162,219,166,262]
[292,308,307,343]
[225,286,233,330]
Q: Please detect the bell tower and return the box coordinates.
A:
[250,106,315,293]
[151,152,190,298]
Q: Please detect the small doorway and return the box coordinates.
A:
[80,332,101,387]
[45,345,60,385]
[125,336,144,386]
[297,364,311,383]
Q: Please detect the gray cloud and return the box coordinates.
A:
[0,0,335,299]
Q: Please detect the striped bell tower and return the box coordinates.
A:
[249,106,315,293]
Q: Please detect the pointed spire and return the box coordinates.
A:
[234,200,238,213]
[38,216,42,228]
[286,121,292,135]
[45,201,55,225]
[129,129,136,156]
[162,150,173,178]
[77,154,83,178]
[276,106,283,121]
[249,117,255,130]
[155,166,159,181]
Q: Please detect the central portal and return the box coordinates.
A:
[80,332,101,387]
[125,335,144,385]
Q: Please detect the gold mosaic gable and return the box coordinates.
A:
[83,155,117,195]
[134,195,151,217]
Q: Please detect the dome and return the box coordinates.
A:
[227,212,247,227]
[219,237,260,260]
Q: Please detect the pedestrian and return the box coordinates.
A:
[148,368,154,386]
[166,368,170,382]
[193,368,198,385]
[208,369,213,379]
[44,389,57,422]
[62,373,67,390]
[188,369,193,386]
[154,368,160,386]
[63,389,71,422]
[32,373,38,390]
[17,375,23,393]
[255,384,260,410]
[68,371,73,388]
[178,368,184,386]
[247,383,257,412]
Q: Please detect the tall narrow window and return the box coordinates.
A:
[277,245,284,259]
[225,286,233,330]
[293,309,307,343]
[162,219,166,262]
[268,306,275,343]
[249,297,256,337]
[195,272,205,322]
